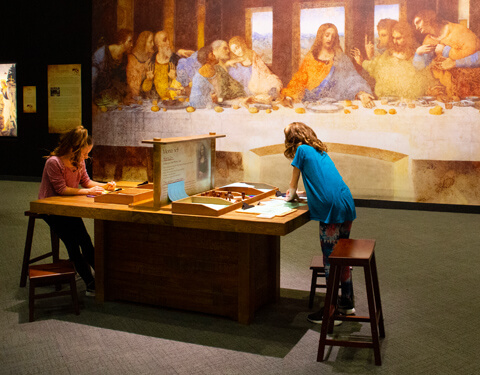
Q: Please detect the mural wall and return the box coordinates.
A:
[91,0,480,206]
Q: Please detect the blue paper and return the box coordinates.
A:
[168,180,189,202]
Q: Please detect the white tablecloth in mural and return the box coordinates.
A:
[92,100,480,205]
[93,100,480,162]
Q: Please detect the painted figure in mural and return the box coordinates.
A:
[413,9,480,99]
[92,28,134,107]
[189,45,218,108]
[282,24,375,108]
[364,18,398,61]
[142,31,194,100]
[352,22,438,99]
[176,40,240,97]
[210,40,246,103]
[189,44,246,108]
[226,36,283,104]
[176,49,201,89]
[126,31,155,99]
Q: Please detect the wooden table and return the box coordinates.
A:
[30,194,309,324]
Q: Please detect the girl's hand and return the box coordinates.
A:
[105,181,116,191]
[88,186,105,196]
[285,188,299,202]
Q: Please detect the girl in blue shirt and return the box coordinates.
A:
[284,122,356,324]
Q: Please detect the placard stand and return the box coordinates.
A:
[142,133,226,210]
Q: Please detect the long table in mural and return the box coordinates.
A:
[30,193,310,324]
[92,100,480,205]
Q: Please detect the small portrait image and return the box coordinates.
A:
[50,87,61,96]
[197,142,209,180]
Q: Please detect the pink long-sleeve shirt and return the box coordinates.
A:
[38,156,91,199]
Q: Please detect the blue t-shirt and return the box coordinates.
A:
[292,144,356,224]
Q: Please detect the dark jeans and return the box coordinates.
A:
[43,215,95,287]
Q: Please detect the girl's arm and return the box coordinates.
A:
[63,180,115,196]
[62,185,105,196]
[286,166,301,202]
[84,180,116,191]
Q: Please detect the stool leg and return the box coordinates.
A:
[309,270,318,309]
[371,253,385,338]
[20,217,35,287]
[317,264,340,362]
[29,280,35,322]
[51,229,60,262]
[328,267,342,334]
[364,264,382,366]
[50,229,62,291]
[70,277,80,316]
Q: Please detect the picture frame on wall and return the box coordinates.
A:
[0,63,17,137]
[23,86,37,114]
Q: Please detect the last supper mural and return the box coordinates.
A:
[91,0,480,206]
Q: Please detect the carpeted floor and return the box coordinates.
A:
[1,180,479,374]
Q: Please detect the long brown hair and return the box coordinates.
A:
[284,122,327,159]
[132,30,154,62]
[392,21,416,58]
[228,36,252,58]
[48,125,92,170]
[311,23,342,57]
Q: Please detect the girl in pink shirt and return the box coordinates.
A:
[39,126,115,296]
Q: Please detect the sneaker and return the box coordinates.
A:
[338,297,356,315]
[337,306,356,315]
[85,281,95,297]
[307,308,342,326]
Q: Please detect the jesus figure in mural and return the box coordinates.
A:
[281,23,375,108]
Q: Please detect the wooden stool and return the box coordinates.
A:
[309,255,326,308]
[309,256,352,309]
[317,239,385,366]
[29,260,80,322]
[20,211,60,287]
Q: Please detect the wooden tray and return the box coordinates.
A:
[171,183,278,216]
[94,188,153,205]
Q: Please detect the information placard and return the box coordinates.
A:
[47,64,82,133]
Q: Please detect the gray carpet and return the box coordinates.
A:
[1,180,479,374]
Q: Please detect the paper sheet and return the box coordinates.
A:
[221,182,255,188]
[239,199,306,217]
[168,180,189,202]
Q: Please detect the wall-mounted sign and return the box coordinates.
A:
[47,64,82,133]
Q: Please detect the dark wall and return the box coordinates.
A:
[0,0,92,180]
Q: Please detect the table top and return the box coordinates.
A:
[30,195,310,236]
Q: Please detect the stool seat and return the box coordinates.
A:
[317,239,385,366]
[28,260,80,322]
